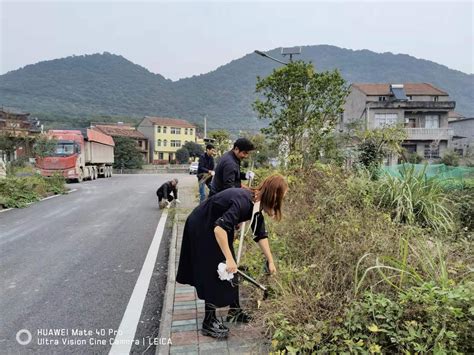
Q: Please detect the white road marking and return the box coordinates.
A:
[109,210,169,355]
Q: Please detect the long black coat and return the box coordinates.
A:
[176,188,267,307]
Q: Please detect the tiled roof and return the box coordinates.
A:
[93,125,146,139]
[352,83,448,96]
[145,116,196,128]
[448,111,465,119]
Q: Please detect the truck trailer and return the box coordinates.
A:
[36,129,115,182]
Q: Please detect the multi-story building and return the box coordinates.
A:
[342,83,456,164]
[0,107,41,161]
[138,116,196,164]
[91,122,149,162]
[449,117,474,157]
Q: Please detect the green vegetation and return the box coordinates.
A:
[237,59,474,353]
[0,167,66,208]
[254,61,348,167]
[175,148,190,164]
[377,165,455,233]
[242,166,473,353]
[182,141,204,159]
[112,136,144,169]
[1,46,472,133]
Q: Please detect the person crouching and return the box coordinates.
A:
[156,178,180,208]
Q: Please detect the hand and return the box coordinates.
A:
[210,170,215,176]
[226,258,238,273]
[175,199,181,204]
[245,171,255,180]
[267,261,277,275]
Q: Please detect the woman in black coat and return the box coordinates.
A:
[176,174,288,338]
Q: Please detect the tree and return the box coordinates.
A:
[208,129,231,157]
[240,132,277,168]
[183,141,204,158]
[33,134,57,158]
[253,61,348,167]
[176,148,190,164]
[112,136,143,169]
[356,125,407,176]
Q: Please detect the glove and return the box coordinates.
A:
[210,171,215,176]
[245,171,255,180]
[175,199,181,204]
[217,262,234,281]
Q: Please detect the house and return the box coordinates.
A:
[91,122,149,162]
[0,107,41,162]
[137,117,196,164]
[449,117,474,157]
[342,83,456,164]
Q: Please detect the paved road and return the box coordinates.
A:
[0,174,195,354]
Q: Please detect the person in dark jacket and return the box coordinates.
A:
[209,138,255,197]
[176,174,288,339]
[197,144,216,203]
[156,178,180,208]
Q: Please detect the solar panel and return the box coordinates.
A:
[281,47,302,56]
[391,84,408,101]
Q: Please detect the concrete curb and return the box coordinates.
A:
[156,211,178,355]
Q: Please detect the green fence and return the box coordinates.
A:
[382,164,474,189]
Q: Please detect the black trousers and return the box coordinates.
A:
[157,193,174,203]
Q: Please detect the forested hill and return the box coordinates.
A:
[1,46,472,132]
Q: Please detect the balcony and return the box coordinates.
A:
[370,101,455,110]
[405,128,453,140]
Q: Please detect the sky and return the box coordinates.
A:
[1,0,473,80]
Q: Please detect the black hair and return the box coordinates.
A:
[233,138,255,152]
[206,144,215,150]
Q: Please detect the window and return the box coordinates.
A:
[163,140,167,147]
[424,144,439,159]
[185,128,188,135]
[171,140,181,147]
[156,139,161,147]
[405,117,416,128]
[433,96,439,102]
[402,144,417,154]
[189,128,193,135]
[375,113,398,128]
[163,126,167,134]
[171,127,181,134]
[425,115,439,129]
[159,152,164,160]
[378,96,386,101]
[156,126,161,133]
[407,96,412,101]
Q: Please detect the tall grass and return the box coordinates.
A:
[377,164,454,233]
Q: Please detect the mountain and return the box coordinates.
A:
[1,46,473,132]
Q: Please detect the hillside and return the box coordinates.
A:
[1,46,473,132]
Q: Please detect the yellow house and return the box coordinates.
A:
[138,116,196,163]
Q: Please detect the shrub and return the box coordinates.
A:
[405,151,423,164]
[240,165,471,354]
[0,174,66,208]
[441,149,461,166]
[321,282,474,354]
[376,164,454,233]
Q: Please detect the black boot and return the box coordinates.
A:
[201,317,229,339]
[202,303,229,339]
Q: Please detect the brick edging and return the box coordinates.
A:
[156,212,178,355]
